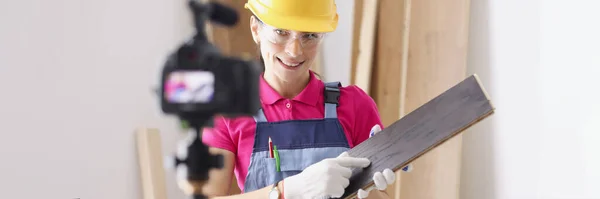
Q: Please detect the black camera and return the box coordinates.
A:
[159,41,262,121]
[159,0,261,126]
[157,1,261,198]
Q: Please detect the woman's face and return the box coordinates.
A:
[250,16,325,82]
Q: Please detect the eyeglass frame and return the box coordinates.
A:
[257,22,328,48]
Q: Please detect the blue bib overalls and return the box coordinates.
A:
[243,82,351,192]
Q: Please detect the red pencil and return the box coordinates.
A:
[269,137,274,158]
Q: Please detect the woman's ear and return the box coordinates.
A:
[250,16,261,44]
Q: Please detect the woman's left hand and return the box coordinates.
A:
[356,124,395,199]
[357,168,395,199]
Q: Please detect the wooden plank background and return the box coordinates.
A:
[136,128,169,199]
[353,0,379,93]
[352,0,472,198]
[397,0,471,198]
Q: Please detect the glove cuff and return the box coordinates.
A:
[282,175,302,199]
[280,180,285,199]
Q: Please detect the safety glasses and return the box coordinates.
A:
[259,23,326,48]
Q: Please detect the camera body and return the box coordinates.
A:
[156,1,261,198]
[159,0,262,127]
[160,38,261,122]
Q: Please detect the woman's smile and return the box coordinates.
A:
[277,57,305,70]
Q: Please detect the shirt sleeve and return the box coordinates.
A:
[201,116,236,153]
[350,86,384,147]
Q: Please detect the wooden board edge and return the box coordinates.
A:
[136,128,168,199]
[341,75,495,198]
[472,73,495,109]
[398,0,413,118]
[353,0,379,94]
[350,0,363,86]
[342,108,494,199]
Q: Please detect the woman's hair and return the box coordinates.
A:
[253,15,267,72]
[252,15,322,79]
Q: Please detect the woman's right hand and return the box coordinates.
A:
[282,152,371,199]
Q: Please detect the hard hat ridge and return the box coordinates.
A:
[244,0,339,33]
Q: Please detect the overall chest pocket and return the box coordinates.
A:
[272,147,350,176]
[262,156,305,183]
[245,156,303,190]
[244,147,350,191]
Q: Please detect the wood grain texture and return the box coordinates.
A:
[225,0,257,58]
[136,128,168,199]
[371,0,411,138]
[207,0,257,59]
[353,0,379,94]
[369,0,411,197]
[349,0,363,85]
[340,75,494,199]
[397,0,471,198]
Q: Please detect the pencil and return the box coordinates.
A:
[269,137,273,158]
[274,145,280,172]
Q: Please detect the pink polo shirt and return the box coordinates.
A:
[201,71,383,192]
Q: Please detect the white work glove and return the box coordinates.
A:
[283,151,371,199]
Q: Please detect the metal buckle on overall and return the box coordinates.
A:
[324,86,340,106]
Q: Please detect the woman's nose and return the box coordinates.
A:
[284,39,303,57]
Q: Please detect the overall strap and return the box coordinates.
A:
[254,108,267,123]
[253,81,342,122]
[324,81,341,119]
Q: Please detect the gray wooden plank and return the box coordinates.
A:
[340,74,495,198]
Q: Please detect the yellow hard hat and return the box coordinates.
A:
[244,0,339,33]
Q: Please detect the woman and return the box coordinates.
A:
[200,0,397,198]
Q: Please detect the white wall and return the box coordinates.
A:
[321,0,356,85]
[460,0,543,198]
[0,0,190,199]
[537,1,600,197]
[323,0,600,199]
[461,0,600,198]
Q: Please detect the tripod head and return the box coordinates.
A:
[158,0,261,198]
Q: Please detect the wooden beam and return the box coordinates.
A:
[353,0,379,94]
[350,0,363,85]
[205,0,257,59]
[209,21,232,55]
[397,0,472,198]
[371,0,410,138]
[225,0,258,58]
[369,0,411,196]
[136,128,168,199]
[341,75,494,199]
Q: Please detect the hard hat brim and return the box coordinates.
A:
[245,3,338,33]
